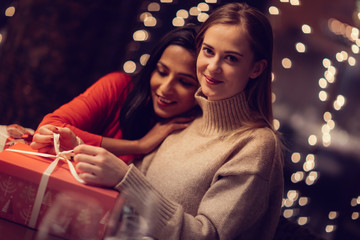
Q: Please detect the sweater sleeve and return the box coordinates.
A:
[115,129,284,240]
[36,72,131,146]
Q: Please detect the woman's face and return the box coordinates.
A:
[197,23,265,101]
[150,45,198,119]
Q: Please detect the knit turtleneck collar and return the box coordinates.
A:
[195,87,254,135]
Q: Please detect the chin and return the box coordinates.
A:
[155,111,172,119]
[202,89,214,99]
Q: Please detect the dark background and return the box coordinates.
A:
[0,0,359,239]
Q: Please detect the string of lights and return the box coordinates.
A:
[121,0,217,74]
[268,0,360,239]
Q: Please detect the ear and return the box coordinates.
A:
[249,59,267,79]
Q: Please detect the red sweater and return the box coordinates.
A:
[37,72,133,162]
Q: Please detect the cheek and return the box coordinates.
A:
[149,75,159,92]
[196,57,205,72]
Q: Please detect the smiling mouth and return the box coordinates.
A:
[157,95,176,105]
[205,75,222,85]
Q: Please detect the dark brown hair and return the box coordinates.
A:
[119,25,198,139]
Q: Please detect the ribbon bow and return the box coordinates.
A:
[6,133,84,228]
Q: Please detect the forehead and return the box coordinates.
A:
[159,45,196,71]
[161,45,194,60]
[203,24,251,52]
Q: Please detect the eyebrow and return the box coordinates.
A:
[202,43,244,57]
[157,62,197,80]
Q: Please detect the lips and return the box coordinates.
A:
[156,94,176,106]
[204,75,222,85]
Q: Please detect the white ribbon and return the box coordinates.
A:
[6,133,84,228]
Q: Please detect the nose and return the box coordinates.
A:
[158,75,175,95]
[207,57,222,74]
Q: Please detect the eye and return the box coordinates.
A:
[202,46,214,56]
[179,78,197,87]
[155,65,168,76]
[225,55,238,63]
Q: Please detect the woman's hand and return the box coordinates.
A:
[30,125,79,154]
[137,116,195,154]
[73,144,129,187]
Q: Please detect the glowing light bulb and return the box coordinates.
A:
[140,54,150,66]
[147,2,160,11]
[323,112,332,122]
[318,78,327,88]
[283,209,294,218]
[198,13,209,22]
[144,16,157,27]
[176,9,189,19]
[319,91,328,101]
[348,56,356,66]
[308,135,317,146]
[328,211,338,220]
[197,2,209,11]
[5,6,15,17]
[291,152,301,163]
[325,225,336,233]
[172,17,185,27]
[123,61,136,73]
[295,42,306,53]
[282,58,292,69]
[297,217,308,225]
[298,197,309,206]
[133,30,149,41]
[302,24,311,34]
[269,6,279,15]
[322,58,331,68]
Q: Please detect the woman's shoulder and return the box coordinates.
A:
[97,72,132,86]
[89,72,132,96]
[252,127,278,140]
[233,126,279,145]
[227,127,283,177]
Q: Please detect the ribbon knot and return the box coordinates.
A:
[57,151,71,161]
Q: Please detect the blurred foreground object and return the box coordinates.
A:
[36,191,104,240]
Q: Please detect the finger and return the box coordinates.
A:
[30,141,42,150]
[30,141,50,150]
[37,146,55,155]
[78,172,102,185]
[74,144,106,156]
[170,123,189,132]
[32,133,54,144]
[38,125,57,135]
[57,127,73,136]
[76,161,99,173]
[73,153,99,165]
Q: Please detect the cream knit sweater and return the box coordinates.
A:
[115,88,284,240]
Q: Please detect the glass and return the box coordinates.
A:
[36,191,104,240]
[103,193,154,240]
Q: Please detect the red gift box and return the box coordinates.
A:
[0,142,119,239]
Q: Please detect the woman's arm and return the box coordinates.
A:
[101,116,194,156]
[35,72,131,146]
[31,72,131,153]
